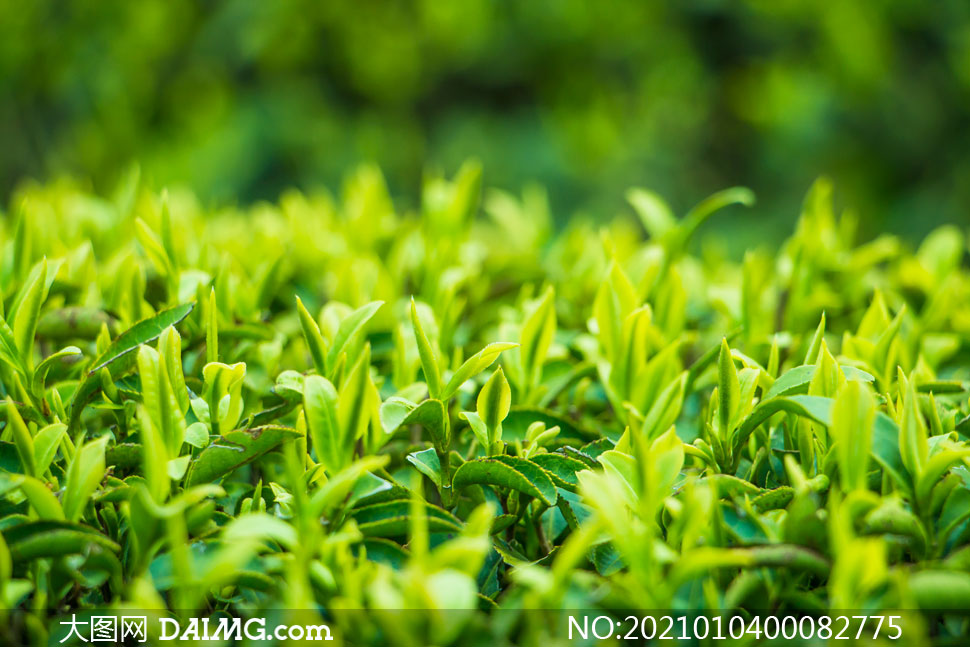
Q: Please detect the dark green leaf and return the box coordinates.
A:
[452,455,557,506]
[2,521,120,563]
[351,500,461,537]
[530,453,588,491]
[185,425,301,487]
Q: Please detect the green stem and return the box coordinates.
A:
[437,447,452,507]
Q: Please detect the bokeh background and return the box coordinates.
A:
[3,0,970,242]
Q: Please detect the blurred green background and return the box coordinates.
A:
[2,0,970,241]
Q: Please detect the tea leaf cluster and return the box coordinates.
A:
[1,167,970,644]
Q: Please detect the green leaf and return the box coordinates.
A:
[477,366,511,450]
[303,375,349,473]
[908,571,970,610]
[766,363,817,399]
[0,520,9,586]
[12,258,48,372]
[751,487,795,512]
[32,423,66,476]
[221,512,298,550]
[134,406,168,505]
[518,286,556,392]
[6,401,35,477]
[915,448,970,513]
[184,422,209,449]
[201,361,246,435]
[588,541,625,576]
[358,538,410,569]
[379,396,416,435]
[105,443,142,470]
[669,545,827,587]
[69,302,195,429]
[1,520,119,562]
[167,454,191,480]
[647,427,684,500]
[627,188,676,239]
[640,372,686,440]
[807,341,842,397]
[15,475,64,520]
[459,411,489,448]
[0,314,26,377]
[718,338,740,434]
[734,395,834,455]
[139,345,186,452]
[804,314,826,365]
[36,308,117,341]
[158,326,189,416]
[393,398,448,453]
[184,425,301,487]
[296,296,327,375]
[452,455,557,506]
[530,454,588,491]
[871,411,909,491]
[351,500,462,537]
[916,380,966,394]
[206,287,219,365]
[273,370,306,403]
[411,298,442,398]
[766,364,874,399]
[831,380,875,492]
[9,203,31,284]
[899,379,928,479]
[873,306,906,372]
[940,488,970,547]
[62,436,107,522]
[863,501,928,557]
[89,303,195,377]
[592,262,638,363]
[135,217,175,281]
[701,473,763,499]
[406,447,443,488]
[326,300,383,376]
[31,346,82,397]
[336,344,375,447]
[442,342,518,400]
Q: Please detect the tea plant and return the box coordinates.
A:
[1,167,970,645]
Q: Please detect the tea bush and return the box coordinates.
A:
[2,164,970,644]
